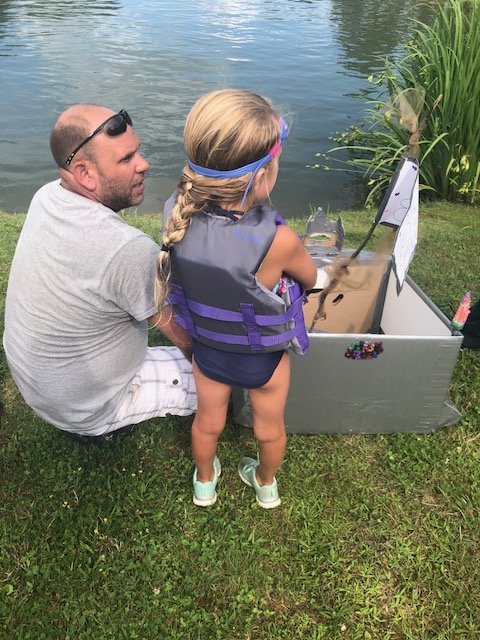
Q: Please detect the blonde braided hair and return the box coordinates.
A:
[154,88,281,312]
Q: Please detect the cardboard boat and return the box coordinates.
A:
[232,249,463,434]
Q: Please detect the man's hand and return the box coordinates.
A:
[148,306,193,362]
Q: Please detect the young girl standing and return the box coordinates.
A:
[155,89,317,508]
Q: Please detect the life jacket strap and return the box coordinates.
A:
[168,281,308,352]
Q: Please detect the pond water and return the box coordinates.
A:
[0,0,434,217]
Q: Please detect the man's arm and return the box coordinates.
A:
[148,306,193,363]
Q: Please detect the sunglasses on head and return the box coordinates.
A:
[65,109,132,166]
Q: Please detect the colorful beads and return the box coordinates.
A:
[344,340,384,360]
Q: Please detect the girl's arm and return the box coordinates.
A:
[257,225,317,291]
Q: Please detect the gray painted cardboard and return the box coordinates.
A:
[232,270,463,434]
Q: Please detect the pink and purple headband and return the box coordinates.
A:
[187,117,288,204]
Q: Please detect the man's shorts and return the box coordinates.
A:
[102,346,197,434]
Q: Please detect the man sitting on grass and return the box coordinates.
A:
[3,104,197,442]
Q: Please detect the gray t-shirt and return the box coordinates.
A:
[3,180,160,431]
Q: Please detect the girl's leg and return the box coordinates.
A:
[191,359,231,482]
[247,351,290,486]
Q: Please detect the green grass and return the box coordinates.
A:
[1,204,479,639]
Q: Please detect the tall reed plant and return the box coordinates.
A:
[322,0,480,206]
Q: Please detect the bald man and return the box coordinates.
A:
[3,105,196,441]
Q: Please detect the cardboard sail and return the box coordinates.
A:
[376,157,419,228]
[374,157,420,291]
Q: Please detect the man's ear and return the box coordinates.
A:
[69,160,98,192]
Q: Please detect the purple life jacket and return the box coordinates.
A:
[166,203,309,355]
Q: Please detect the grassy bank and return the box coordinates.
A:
[1,203,479,639]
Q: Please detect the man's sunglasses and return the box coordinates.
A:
[65,109,132,166]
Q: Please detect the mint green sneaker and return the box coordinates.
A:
[237,456,281,509]
[193,456,221,507]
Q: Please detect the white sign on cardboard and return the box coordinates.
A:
[378,157,419,228]
[392,175,419,290]
[377,157,420,291]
